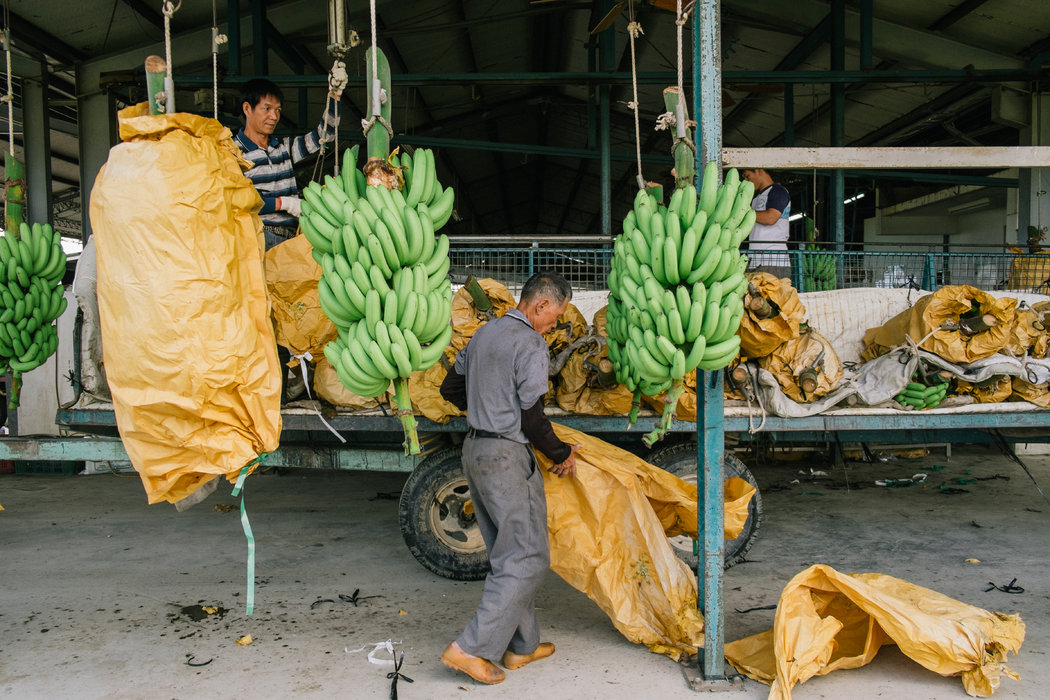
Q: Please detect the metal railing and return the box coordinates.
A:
[447,244,1050,295]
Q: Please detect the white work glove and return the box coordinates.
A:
[328,59,348,97]
[278,196,302,218]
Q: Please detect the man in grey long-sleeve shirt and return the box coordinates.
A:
[438,271,579,685]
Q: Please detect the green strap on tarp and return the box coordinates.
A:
[231,454,268,616]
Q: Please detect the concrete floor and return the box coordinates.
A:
[1,444,1047,699]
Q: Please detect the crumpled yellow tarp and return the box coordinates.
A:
[725,564,1025,699]
[592,305,609,337]
[1005,301,1050,358]
[758,330,843,402]
[313,357,386,408]
[539,424,756,659]
[1010,376,1050,407]
[861,286,1016,363]
[956,376,1013,404]
[89,105,281,505]
[450,278,515,352]
[1007,251,1050,291]
[554,339,634,415]
[739,272,806,358]
[407,346,463,423]
[543,303,588,355]
[264,233,337,360]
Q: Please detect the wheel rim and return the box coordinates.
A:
[427,477,486,556]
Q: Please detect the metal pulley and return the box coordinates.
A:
[326,0,358,58]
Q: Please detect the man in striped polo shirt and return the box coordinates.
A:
[235,62,347,250]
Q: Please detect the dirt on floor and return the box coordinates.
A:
[1,443,1047,699]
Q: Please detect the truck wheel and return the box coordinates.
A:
[398,446,490,581]
[646,442,762,569]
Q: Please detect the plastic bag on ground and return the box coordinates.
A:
[738,272,806,358]
[264,234,337,360]
[89,104,281,505]
[724,564,1024,699]
[861,285,1016,363]
[538,424,756,659]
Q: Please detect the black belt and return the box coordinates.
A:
[467,428,504,440]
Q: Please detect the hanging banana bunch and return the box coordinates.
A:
[0,222,68,408]
[299,143,455,455]
[605,160,755,445]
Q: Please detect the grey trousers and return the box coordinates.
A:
[456,436,550,660]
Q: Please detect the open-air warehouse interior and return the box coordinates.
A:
[2,0,1050,698]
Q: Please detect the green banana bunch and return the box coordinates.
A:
[802,249,836,292]
[299,145,455,455]
[895,375,950,410]
[0,221,68,406]
[604,161,754,444]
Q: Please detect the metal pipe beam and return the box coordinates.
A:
[830,0,846,245]
[251,0,268,76]
[598,0,616,239]
[22,65,52,226]
[176,67,1050,88]
[724,146,1050,169]
[227,0,241,75]
[7,10,86,66]
[692,0,733,689]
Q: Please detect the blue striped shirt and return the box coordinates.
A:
[235,98,342,228]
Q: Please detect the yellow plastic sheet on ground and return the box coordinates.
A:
[264,234,337,359]
[725,564,1024,699]
[88,105,281,505]
[861,285,1016,363]
[539,424,756,659]
[739,272,806,358]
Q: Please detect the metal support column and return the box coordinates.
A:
[685,0,738,691]
[860,0,873,71]
[783,84,795,147]
[22,61,51,225]
[1019,94,1050,245]
[227,0,241,75]
[598,1,615,236]
[251,0,268,76]
[829,0,846,247]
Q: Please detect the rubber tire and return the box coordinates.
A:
[646,441,762,570]
[398,446,490,581]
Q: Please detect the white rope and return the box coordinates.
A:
[676,0,685,101]
[211,0,219,119]
[161,1,181,113]
[626,2,645,191]
[289,351,347,443]
[369,0,380,117]
[3,0,12,155]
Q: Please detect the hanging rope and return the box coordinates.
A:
[626,1,645,190]
[360,0,393,140]
[3,0,12,155]
[161,0,181,113]
[210,0,227,120]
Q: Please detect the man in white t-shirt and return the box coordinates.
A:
[742,168,792,279]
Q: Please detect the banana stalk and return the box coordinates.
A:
[642,378,685,447]
[663,87,695,190]
[391,376,421,455]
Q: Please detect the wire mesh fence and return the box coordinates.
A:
[447,244,1050,295]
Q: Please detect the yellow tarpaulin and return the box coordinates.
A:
[264,233,337,360]
[313,357,386,409]
[449,278,515,353]
[739,272,806,359]
[540,424,756,659]
[1005,301,1050,358]
[861,285,1016,363]
[957,376,1013,404]
[724,564,1024,699]
[88,105,281,505]
[758,330,843,403]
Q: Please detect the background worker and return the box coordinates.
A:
[235,60,348,250]
[742,168,792,279]
[438,272,580,685]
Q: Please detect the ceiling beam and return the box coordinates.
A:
[927,0,990,32]
[120,0,165,32]
[8,10,86,66]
